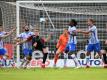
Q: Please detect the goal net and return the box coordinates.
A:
[6,0,107,66]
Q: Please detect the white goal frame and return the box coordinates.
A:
[16,0,107,67]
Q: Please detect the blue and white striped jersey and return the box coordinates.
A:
[68,26,77,44]
[88,25,99,44]
[18,31,34,49]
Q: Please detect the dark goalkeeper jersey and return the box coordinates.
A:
[27,35,45,51]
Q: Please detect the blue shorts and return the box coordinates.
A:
[23,48,32,56]
[65,43,76,52]
[87,43,101,52]
[0,48,7,55]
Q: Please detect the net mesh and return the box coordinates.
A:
[17,1,107,59]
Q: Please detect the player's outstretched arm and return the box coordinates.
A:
[15,36,32,45]
[44,33,53,42]
[17,39,27,45]
[19,35,33,44]
[1,28,16,38]
[76,29,90,34]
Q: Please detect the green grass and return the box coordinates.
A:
[0,68,107,80]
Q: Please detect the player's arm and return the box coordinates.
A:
[31,36,38,47]
[77,30,90,34]
[14,33,23,43]
[17,39,28,45]
[44,33,53,42]
[77,26,96,34]
[1,28,16,38]
[33,42,37,47]
[68,26,77,36]
[56,36,62,48]
[76,29,93,34]
[16,35,33,45]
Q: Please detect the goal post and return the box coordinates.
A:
[16,0,107,67]
[16,2,20,67]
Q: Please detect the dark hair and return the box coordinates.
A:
[71,19,77,26]
[0,24,2,26]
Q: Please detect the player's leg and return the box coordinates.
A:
[0,48,7,67]
[101,50,107,68]
[54,48,63,67]
[63,52,68,67]
[68,43,81,68]
[86,44,93,67]
[24,56,32,69]
[24,49,32,69]
[42,47,48,68]
[94,43,102,57]
[85,52,91,68]
[20,48,29,68]
[94,43,107,68]
[70,52,81,68]
[63,45,69,67]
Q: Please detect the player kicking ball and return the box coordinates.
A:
[77,18,102,68]
[54,29,69,67]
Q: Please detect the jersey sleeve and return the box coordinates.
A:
[2,31,8,35]
[17,33,23,38]
[68,26,71,33]
[30,32,35,35]
[0,34,3,38]
[89,26,96,32]
[68,26,76,34]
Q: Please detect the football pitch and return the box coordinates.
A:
[0,68,107,80]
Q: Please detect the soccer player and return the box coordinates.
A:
[77,18,102,68]
[15,26,34,68]
[18,28,52,68]
[54,29,69,67]
[100,40,107,68]
[0,27,15,67]
[65,19,81,68]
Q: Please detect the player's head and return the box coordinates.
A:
[34,28,40,36]
[87,18,95,26]
[24,25,29,32]
[0,25,3,32]
[63,29,68,35]
[69,19,77,27]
